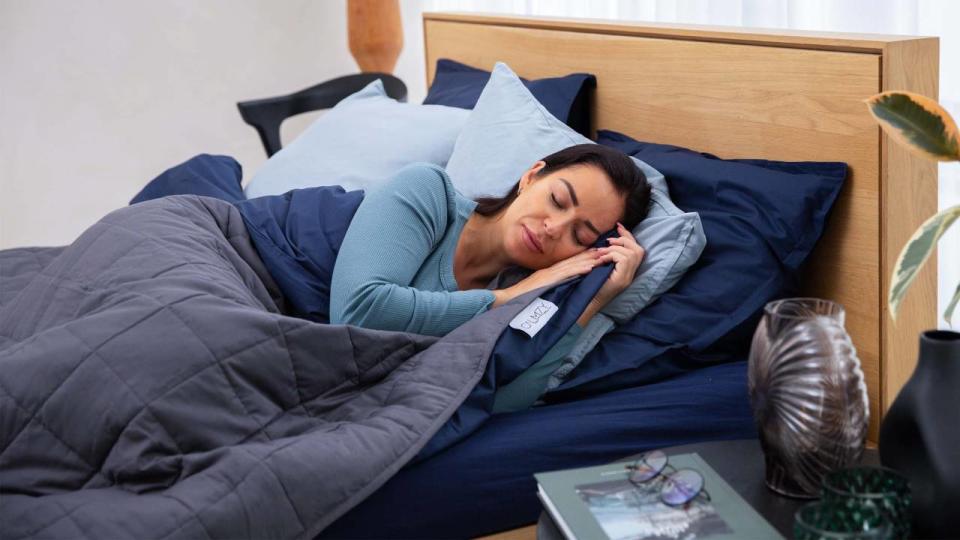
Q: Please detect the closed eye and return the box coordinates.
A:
[574,232,586,246]
[551,193,588,246]
[551,193,562,209]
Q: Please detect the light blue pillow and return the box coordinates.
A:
[244,79,469,198]
[445,63,593,199]
[455,63,707,409]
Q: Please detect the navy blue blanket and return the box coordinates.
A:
[131,154,362,324]
[130,154,614,462]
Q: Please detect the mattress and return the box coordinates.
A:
[322,360,756,539]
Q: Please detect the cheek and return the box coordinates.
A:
[505,227,540,268]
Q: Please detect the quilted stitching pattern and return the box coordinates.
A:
[0,195,519,539]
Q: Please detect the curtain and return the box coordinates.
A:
[426,0,960,326]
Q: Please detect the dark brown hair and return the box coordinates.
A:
[473,144,651,230]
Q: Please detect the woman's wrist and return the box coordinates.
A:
[491,286,516,308]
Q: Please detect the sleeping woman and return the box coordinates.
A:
[329,144,651,351]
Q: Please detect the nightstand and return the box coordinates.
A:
[535,438,879,539]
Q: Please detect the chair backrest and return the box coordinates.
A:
[237,73,407,157]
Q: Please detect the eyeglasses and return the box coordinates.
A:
[625,450,711,506]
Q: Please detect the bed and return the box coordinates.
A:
[321,12,940,539]
[0,11,939,540]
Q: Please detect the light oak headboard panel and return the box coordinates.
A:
[423,12,938,441]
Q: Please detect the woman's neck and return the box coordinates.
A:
[454,213,512,290]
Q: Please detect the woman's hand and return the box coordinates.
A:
[576,223,645,327]
[491,248,602,308]
[594,222,645,306]
[491,222,645,319]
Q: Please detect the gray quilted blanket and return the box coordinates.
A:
[0,196,531,539]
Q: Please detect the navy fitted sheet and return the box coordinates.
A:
[322,360,755,539]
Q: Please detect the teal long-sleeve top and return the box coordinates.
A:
[329,163,496,336]
[329,163,582,412]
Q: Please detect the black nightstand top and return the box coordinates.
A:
[536,438,879,539]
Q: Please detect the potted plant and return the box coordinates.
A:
[866,91,960,539]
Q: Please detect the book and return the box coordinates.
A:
[535,452,784,540]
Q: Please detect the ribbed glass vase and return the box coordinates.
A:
[748,298,869,498]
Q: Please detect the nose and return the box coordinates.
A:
[543,215,568,240]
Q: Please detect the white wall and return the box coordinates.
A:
[0,0,427,249]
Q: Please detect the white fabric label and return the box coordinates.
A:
[509,297,559,338]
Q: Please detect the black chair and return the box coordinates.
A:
[237,73,407,157]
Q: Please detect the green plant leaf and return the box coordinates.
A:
[946,281,960,328]
[866,91,960,161]
[889,205,960,321]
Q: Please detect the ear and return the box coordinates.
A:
[519,160,547,191]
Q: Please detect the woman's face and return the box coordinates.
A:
[500,161,626,269]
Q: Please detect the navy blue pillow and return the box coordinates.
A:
[543,130,847,401]
[423,58,596,137]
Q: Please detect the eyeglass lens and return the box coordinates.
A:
[661,469,705,505]
[629,450,668,482]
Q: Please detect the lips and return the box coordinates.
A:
[522,225,543,253]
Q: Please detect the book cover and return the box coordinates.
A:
[535,452,783,540]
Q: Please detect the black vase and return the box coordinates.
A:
[879,330,960,538]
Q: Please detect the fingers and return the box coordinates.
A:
[588,223,646,300]
[572,248,603,261]
[608,223,640,246]
[597,243,641,280]
[561,260,600,280]
[607,237,636,247]
[552,250,601,272]
[596,249,628,265]
[596,245,633,259]
[578,262,598,274]
[555,252,603,276]
[550,250,590,269]
[605,223,645,264]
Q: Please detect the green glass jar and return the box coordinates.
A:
[794,500,892,540]
[820,466,911,540]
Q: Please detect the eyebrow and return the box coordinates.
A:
[559,178,601,236]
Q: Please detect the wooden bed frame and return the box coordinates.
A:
[422,12,939,445]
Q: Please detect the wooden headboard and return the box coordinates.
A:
[423,12,939,442]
